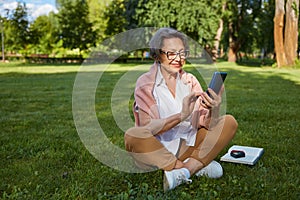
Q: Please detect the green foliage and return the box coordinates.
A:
[136,0,222,44]
[0,0,298,63]
[221,0,275,56]
[104,0,141,37]
[28,13,59,54]
[57,0,97,53]
[6,2,30,53]
[255,0,275,54]
[104,0,127,36]
[87,0,112,43]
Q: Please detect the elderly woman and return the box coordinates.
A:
[124,28,238,191]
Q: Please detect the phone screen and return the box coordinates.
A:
[206,72,227,98]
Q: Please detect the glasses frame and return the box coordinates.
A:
[159,49,189,60]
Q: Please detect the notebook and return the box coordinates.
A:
[220,145,264,165]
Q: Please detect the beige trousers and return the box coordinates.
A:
[124,115,238,171]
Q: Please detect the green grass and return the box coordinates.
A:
[0,61,300,199]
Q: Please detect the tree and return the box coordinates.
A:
[223,0,264,62]
[104,0,128,36]
[57,0,97,55]
[96,0,279,63]
[28,13,59,54]
[284,0,299,65]
[256,0,275,59]
[87,0,112,44]
[274,0,287,66]
[105,0,142,37]
[213,1,227,61]
[0,13,9,61]
[136,0,221,45]
[274,0,299,67]
[6,2,30,53]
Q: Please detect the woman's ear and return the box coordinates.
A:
[154,54,160,63]
[157,59,162,64]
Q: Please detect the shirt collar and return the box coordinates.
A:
[155,64,180,87]
[155,65,164,87]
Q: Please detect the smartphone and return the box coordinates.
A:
[206,72,227,98]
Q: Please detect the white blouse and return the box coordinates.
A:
[153,66,197,155]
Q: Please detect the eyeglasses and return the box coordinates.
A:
[160,49,189,60]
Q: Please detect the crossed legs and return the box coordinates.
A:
[124,115,238,173]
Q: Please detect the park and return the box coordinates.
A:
[1,0,300,199]
[1,60,299,199]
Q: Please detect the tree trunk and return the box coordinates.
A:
[212,3,226,62]
[284,0,299,66]
[228,22,239,62]
[274,0,287,67]
[211,19,223,62]
[228,45,237,62]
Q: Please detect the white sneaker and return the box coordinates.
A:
[163,168,192,191]
[195,160,223,179]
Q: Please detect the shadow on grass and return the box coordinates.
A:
[236,58,276,67]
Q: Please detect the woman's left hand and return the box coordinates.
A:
[199,88,222,110]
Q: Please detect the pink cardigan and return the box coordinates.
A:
[134,62,210,128]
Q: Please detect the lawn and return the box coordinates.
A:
[0,61,299,199]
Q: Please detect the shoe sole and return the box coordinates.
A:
[163,172,169,192]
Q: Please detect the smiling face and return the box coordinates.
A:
[159,37,186,74]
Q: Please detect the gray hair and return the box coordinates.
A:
[149,28,189,60]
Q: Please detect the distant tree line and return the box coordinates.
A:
[0,0,299,66]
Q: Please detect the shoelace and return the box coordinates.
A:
[196,167,208,176]
[176,172,192,185]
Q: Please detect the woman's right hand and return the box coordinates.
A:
[181,92,200,121]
